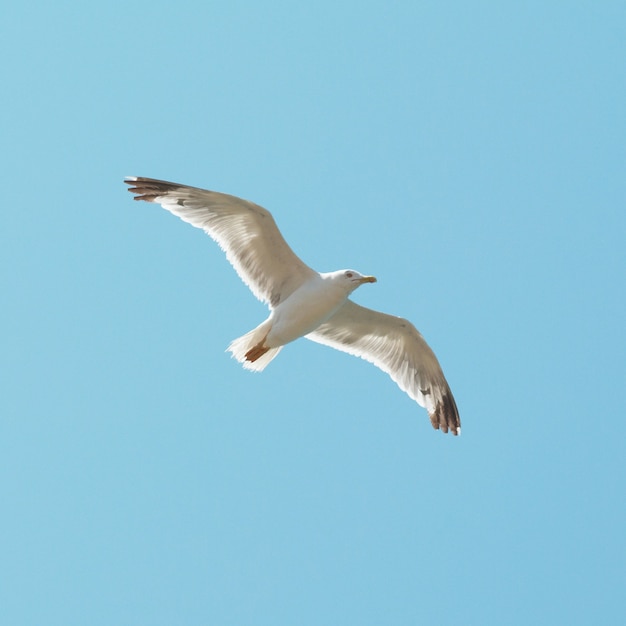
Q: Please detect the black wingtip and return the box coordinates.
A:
[124,176,183,203]
[430,392,461,436]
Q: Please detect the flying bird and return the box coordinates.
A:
[125,177,460,435]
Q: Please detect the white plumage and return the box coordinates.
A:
[125,177,460,435]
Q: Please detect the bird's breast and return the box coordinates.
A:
[266,280,347,347]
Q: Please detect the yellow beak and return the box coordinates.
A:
[359,275,377,284]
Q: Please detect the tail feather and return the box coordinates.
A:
[227,322,282,372]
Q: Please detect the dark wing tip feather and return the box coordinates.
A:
[124,176,187,203]
[429,391,461,436]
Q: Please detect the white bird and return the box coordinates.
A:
[125,177,460,435]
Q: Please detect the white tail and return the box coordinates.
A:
[226,320,282,372]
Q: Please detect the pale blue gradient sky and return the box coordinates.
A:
[1,1,625,624]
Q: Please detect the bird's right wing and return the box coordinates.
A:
[307,301,460,434]
[125,177,317,307]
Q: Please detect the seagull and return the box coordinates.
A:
[125,177,460,435]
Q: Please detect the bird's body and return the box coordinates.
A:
[266,271,373,347]
[125,177,461,435]
[228,270,377,370]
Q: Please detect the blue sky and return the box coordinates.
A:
[1,1,625,624]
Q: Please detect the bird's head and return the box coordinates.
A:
[329,269,377,294]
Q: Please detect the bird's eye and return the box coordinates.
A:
[345,272,353,278]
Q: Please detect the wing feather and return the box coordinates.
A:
[307,301,460,435]
[125,177,316,306]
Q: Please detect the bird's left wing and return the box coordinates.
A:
[306,301,460,434]
[125,177,317,307]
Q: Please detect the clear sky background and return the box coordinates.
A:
[1,1,624,624]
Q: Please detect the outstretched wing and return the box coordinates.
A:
[125,177,317,307]
[307,301,460,434]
